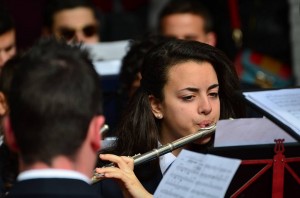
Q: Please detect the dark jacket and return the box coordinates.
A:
[6,178,101,198]
[93,162,163,198]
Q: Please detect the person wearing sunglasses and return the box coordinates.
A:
[43,0,101,44]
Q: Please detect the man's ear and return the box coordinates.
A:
[0,92,8,116]
[206,32,217,47]
[87,115,105,152]
[148,95,163,119]
[3,116,19,152]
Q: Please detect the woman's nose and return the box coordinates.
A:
[198,96,212,115]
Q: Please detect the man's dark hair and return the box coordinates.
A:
[43,0,97,28]
[0,7,15,35]
[8,38,103,165]
[158,0,214,33]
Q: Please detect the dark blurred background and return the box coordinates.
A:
[0,0,292,65]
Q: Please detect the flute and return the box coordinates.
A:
[92,124,216,184]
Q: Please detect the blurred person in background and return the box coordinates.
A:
[158,0,216,46]
[0,7,17,69]
[0,55,20,196]
[42,0,101,44]
[110,34,173,133]
[118,34,172,106]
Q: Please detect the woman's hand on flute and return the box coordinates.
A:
[95,154,153,198]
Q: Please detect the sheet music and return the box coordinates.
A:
[243,88,300,136]
[214,118,297,147]
[154,150,241,198]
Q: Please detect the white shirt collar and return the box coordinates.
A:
[158,142,177,175]
[159,152,176,175]
[17,169,91,184]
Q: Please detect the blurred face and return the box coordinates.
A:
[0,29,16,67]
[0,92,8,117]
[152,61,220,149]
[52,7,100,44]
[129,72,142,97]
[160,13,216,46]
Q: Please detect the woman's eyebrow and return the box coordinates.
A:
[208,84,219,90]
[178,87,199,93]
[177,84,219,93]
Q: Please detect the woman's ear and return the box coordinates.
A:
[148,95,164,119]
[0,92,8,116]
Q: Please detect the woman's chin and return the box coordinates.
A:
[194,136,211,145]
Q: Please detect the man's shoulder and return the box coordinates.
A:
[6,178,101,198]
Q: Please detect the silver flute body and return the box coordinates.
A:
[132,124,216,166]
[92,124,216,183]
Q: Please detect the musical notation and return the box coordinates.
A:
[243,88,300,139]
[154,150,241,198]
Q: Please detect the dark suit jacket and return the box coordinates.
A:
[93,163,163,198]
[5,178,101,198]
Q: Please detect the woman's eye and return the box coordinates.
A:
[209,92,219,98]
[182,95,194,101]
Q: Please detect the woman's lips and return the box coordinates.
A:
[198,120,213,128]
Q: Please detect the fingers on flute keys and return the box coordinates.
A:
[95,154,134,179]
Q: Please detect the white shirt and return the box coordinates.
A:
[17,169,91,184]
[159,152,176,175]
[157,141,177,175]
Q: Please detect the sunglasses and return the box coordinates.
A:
[58,25,98,41]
